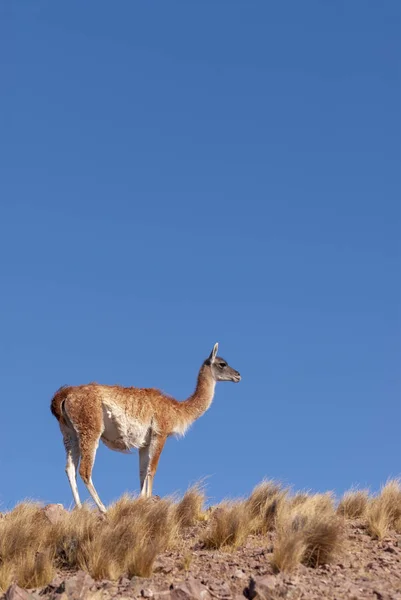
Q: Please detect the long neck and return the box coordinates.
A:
[182,363,216,422]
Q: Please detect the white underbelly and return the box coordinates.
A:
[101,403,151,452]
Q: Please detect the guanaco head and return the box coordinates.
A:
[205,343,241,383]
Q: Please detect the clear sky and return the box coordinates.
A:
[0,1,400,510]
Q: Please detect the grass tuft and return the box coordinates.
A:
[15,551,56,589]
[366,479,401,539]
[337,490,369,519]
[246,480,288,533]
[175,485,205,528]
[202,502,251,550]
[272,493,343,572]
[0,561,14,593]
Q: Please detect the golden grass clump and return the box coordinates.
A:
[124,539,161,579]
[0,502,56,590]
[272,493,343,572]
[0,502,48,563]
[271,525,306,573]
[50,504,101,570]
[14,551,56,589]
[175,485,205,528]
[202,502,251,550]
[366,479,401,539]
[0,495,180,586]
[290,493,310,507]
[337,489,369,519]
[0,561,14,593]
[305,493,336,516]
[246,480,288,534]
[79,496,179,579]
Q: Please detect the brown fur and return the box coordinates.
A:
[52,367,215,439]
[50,386,70,426]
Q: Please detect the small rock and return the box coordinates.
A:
[233,570,246,580]
[130,578,149,596]
[85,593,108,600]
[153,593,172,600]
[5,585,36,600]
[98,582,116,591]
[208,581,232,599]
[49,575,65,589]
[170,579,211,600]
[154,558,174,574]
[245,576,280,600]
[64,571,95,600]
[51,594,69,600]
[141,589,154,599]
[42,503,67,525]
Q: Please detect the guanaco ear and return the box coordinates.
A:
[209,342,219,362]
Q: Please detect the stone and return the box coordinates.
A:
[5,585,36,600]
[153,558,174,574]
[48,575,65,589]
[245,576,281,600]
[42,503,67,525]
[208,581,232,599]
[170,579,211,600]
[152,593,172,600]
[64,571,95,600]
[233,570,246,580]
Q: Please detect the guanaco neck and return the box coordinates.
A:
[181,362,216,422]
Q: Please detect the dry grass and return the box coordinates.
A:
[1,479,400,589]
[181,552,193,573]
[290,493,310,507]
[246,480,288,533]
[14,551,56,589]
[175,485,205,528]
[0,502,56,591]
[202,502,251,549]
[78,495,179,579]
[272,493,343,572]
[337,489,369,519]
[366,479,401,539]
[0,561,14,593]
[0,496,179,586]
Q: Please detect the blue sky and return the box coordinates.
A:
[0,1,400,510]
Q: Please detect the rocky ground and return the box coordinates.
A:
[2,519,401,600]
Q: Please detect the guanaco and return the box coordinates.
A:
[50,343,241,512]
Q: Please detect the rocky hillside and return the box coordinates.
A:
[1,481,400,600]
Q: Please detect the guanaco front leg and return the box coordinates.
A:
[139,434,166,498]
[139,444,151,497]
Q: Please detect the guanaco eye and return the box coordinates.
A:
[219,362,227,368]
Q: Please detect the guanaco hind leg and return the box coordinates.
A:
[78,435,106,513]
[63,396,107,512]
[61,425,81,508]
